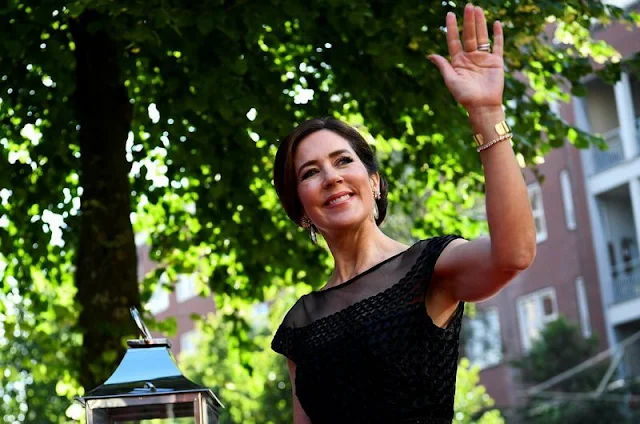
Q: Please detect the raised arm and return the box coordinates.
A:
[428,4,536,304]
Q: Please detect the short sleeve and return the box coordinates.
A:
[415,234,465,296]
[417,235,466,333]
[271,297,305,361]
[271,323,295,360]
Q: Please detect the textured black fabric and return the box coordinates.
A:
[272,235,465,424]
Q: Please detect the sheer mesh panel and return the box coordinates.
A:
[272,235,464,424]
[284,239,428,328]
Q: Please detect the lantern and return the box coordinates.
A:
[76,308,223,423]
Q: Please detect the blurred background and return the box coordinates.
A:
[1,0,640,422]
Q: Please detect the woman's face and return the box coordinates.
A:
[294,130,379,233]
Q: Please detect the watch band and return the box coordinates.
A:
[473,120,512,147]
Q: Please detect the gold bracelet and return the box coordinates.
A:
[473,120,511,148]
[476,133,513,152]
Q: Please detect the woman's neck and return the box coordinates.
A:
[322,224,408,289]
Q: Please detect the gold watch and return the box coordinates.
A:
[473,120,511,147]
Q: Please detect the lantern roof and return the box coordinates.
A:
[77,308,223,409]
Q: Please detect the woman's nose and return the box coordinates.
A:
[323,168,343,187]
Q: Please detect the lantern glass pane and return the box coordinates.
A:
[92,402,195,423]
[206,403,219,424]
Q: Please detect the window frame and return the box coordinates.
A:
[176,274,198,303]
[179,328,199,357]
[517,287,558,352]
[147,278,170,315]
[465,306,503,370]
[528,182,548,243]
[575,277,592,338]
[560,169,577,231]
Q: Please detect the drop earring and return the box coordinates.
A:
[372,189,381,221]
[300,215,317,244]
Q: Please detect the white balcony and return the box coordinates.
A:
[611,257,640,304]
[597,184,640,306]
[589,118,640,175]
[590,127,625,173]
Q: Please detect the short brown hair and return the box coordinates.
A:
[273,117,389,227]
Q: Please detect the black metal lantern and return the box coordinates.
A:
[77,308,223,423]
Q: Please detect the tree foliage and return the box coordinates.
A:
[180,291,296,424]
[513,317,640,423]
[1,0,638,421]
[454,358,505,424]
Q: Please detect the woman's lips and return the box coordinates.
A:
[324,193,354,207]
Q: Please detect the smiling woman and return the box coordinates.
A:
[270,4,536,423]
[273,118,389,231]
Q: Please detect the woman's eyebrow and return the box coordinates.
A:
[297,149,351,174]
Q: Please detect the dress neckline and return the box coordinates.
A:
[312,240,421,294]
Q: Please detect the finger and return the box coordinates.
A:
[445,12,463,57]
[474,6,490,46]
[428,54,457,83]
[493,20,504,56]
[462,3,477,52]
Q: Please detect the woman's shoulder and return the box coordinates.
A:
[397,235,464,265]
[275,235,462,328]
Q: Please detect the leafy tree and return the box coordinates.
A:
[1,0,638,421]
[454,358,505,424]
[513,317,640,423]
[180,292,296,424]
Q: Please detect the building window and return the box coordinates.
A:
[560,170,577,231]
[176,274,197,303]
[575,277,592,338]
[517,288,558,352]
[549,100,561,117]
[465,307,503,370]
[528,183,548,243]
[147,282,170,315]
[179,329,200,357]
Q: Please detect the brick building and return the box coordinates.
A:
[467,142,608,408]
[468,0,640,411]
[574,0,640,381]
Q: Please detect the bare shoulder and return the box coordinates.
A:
[433,237,468,277]
[431,236,522,303]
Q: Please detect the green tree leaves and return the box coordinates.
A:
[513,318,640,423]
[0,0,637,421]
[454,358,505,424]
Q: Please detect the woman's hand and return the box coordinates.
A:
[429,4,504,114]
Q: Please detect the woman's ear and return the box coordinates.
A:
[370,173,381,193]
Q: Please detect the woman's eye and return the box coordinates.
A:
[301,169,318,180]
[337,157,353,165]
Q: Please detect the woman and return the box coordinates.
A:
[271,4,536,423]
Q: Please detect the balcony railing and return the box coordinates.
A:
[637,117,640,153]
[612,258,640,304]
[590,127,624,174]
[589,118,640,175]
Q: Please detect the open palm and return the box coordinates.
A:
[430,4,505,111]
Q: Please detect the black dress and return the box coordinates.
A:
[271,235,465,424]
